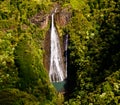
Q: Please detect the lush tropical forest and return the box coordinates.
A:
[0,0,120,105]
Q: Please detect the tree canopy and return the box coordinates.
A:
[0,0,120,104]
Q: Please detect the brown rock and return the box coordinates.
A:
[30,12,49,29]
[55,8,72,26]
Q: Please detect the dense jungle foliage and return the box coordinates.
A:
[0,0,120,105]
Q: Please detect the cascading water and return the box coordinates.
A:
[64,34,68,74]
[49,10,66,82]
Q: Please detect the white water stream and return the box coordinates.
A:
[49,12,66,82]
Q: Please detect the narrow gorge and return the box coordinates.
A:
[44,8,69,92]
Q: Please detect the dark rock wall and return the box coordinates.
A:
[44,30,51,72]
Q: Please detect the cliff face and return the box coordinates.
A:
[44,30,50,72]
[55,7,71,26]
[30,5,72,72]
[30,12,49,29]
[30,5,71,28]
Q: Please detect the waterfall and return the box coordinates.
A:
[49,11,66,82]
[64,34,68,75]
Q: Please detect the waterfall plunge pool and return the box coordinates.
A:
[52,80,67,92]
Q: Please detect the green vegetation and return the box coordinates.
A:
[63,0,120,104]
[0,0,58,104]
[0,0,120,105]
